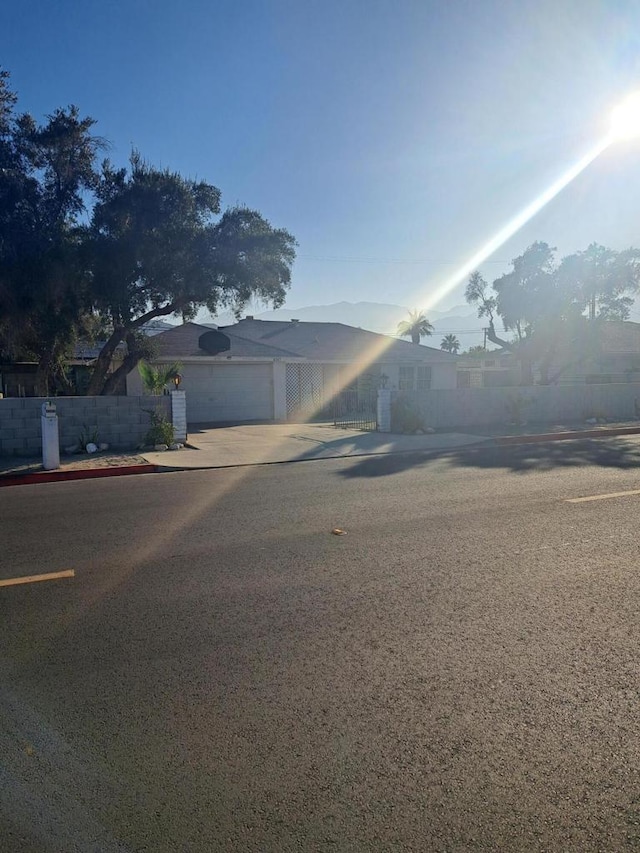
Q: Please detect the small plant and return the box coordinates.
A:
[138,361,183,394]
[77,424,99,451]
[505,394,529,426]
[144,408,175,447]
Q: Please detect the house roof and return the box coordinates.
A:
[152,322,299,358]
[599,321,640,354]
[217,319,458,363]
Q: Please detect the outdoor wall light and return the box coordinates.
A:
[173,373,182,388]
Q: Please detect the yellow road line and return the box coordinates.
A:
[0,569,75,588]
[566,489,640,503]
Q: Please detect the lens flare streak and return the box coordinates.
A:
[421,134,613,312]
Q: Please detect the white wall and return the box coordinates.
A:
[378,362,457,390]
[401,383,640,429]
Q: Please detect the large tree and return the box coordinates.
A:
[85,155,296,394]
[557,242,640,321]
[465,241,640,385]
[0,69,104,393]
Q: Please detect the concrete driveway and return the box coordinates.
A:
[143,422,489,469]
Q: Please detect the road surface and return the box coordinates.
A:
[3,437,640,851]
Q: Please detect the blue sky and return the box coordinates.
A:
[3,0,640,315]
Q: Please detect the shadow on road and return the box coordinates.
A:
[338,437,640,478]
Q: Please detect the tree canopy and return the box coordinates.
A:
[85,155,296,394]
[0,69,297,395]
[0,70,105,393]
[466,241,640,384]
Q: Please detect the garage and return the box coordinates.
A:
[181,363,274,424]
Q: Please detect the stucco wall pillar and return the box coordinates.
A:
[171,390,187,442]
[377,388,391,432]
[273,361,287,420]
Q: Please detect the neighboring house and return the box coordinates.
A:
[575,320,640,383]
[126,318,458,423]
[0,362,38,397]
[456,350,518,388]
[527,321,640,385]
[456,322,640,387]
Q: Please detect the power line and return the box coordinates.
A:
[297,255,511,265]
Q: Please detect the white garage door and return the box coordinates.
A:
[183,363,274,424]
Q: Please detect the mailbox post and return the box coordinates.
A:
[41,401,60,470]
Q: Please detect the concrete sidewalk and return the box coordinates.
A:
[142,423,490,469]
[4,420,640,484]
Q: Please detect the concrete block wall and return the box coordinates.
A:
[399,383,640,430]
[0,395,171,457]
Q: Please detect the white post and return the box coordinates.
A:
[377,388,391,433]
[41,401,60,470]
[171,390,187,443]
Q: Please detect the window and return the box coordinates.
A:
[417,365,432,391]
[484,359,495,368]
[398,365,414,391]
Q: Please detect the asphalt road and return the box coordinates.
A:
[3,437,640,852]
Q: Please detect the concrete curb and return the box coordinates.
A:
[494,425,640,445]
[0,464,157,489]
[3,425,639,485]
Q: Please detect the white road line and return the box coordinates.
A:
[565,488,640,503]
[0,569,75,588]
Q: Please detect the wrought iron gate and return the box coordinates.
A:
[331,389,377,430]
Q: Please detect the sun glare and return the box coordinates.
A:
[280,94,635,425]
[610,92,640,141]
[418,135,613,313]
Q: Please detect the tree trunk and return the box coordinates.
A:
[101,330,155,395]
[85,302,183,395]
[85,326,125,395]
[411,332,419,345]
[485,322,512,351]
[34,351,55,397]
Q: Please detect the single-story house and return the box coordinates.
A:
[126,318,459,423]
[573,320,640,383]
[456,349,518,388]
[455,322,640,387]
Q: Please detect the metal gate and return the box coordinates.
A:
[331,389,377,430]
[286,364,325,420]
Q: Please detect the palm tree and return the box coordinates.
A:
[440,334,460,354]
[396,309,434,345]
[138,361,182,394]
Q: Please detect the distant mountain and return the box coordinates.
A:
[210,301,487,350]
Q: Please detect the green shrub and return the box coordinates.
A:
[391,396,425,433]
[144,409,175,446]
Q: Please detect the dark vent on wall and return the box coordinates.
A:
[199,330,231,355]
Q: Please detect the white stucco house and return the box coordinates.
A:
[126,318,458,424]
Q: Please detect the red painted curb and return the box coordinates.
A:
[0,464,157,488]
[495,426,640,445]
